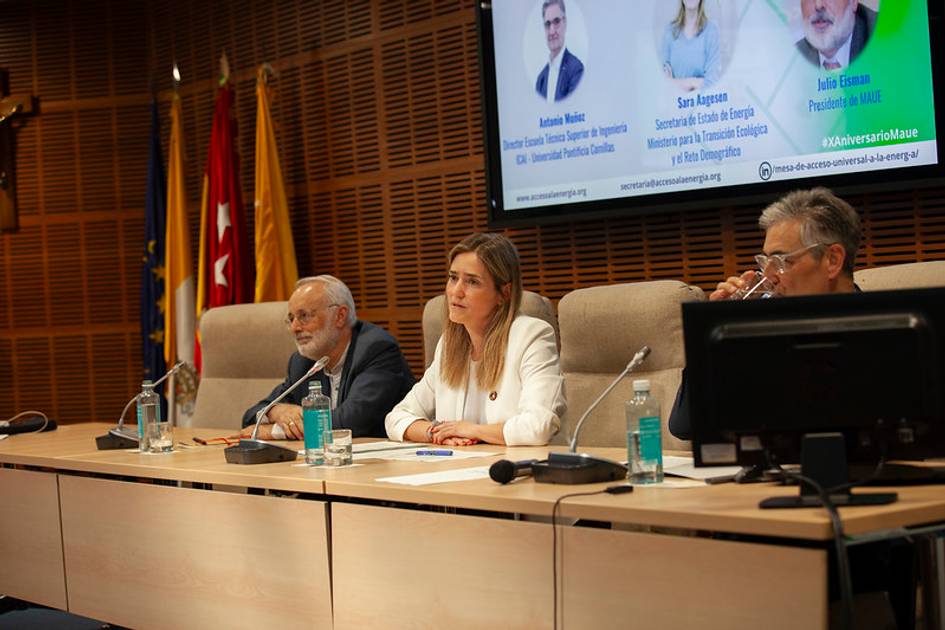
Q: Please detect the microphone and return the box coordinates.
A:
[569,346,650,452]
[0,411,57,435]
[226,355,330,464]
[532,346,651,484]
[96,361,187,450]
[489,458,538,484]
[250,355,329,439]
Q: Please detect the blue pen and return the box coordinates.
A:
[416,449,453,456]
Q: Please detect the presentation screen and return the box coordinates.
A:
[479,0,945,226]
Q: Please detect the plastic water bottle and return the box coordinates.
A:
[302,381,332,465]
[137,380,161,453]
[626,379,663,484]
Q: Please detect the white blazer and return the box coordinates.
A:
[385,315,566,446]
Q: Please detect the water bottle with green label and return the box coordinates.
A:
[626,379,663,484]
[302,381,332,465]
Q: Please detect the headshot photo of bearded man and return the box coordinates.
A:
[796,0,878,71]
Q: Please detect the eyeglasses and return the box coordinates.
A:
[284,304,339,328]
[754,243,825,275]
[544,16,564,29]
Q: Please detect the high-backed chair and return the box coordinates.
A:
[190,301,296,429]
[555,281,705,451]
[854,260,945,291]
[421,291,559,368]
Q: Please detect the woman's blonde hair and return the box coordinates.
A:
[440,233,523,391]
[672,0,707,38]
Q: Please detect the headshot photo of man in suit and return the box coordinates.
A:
[796,0,878,71]
[535,0,584,102]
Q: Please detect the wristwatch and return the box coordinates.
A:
[426,419,442,442]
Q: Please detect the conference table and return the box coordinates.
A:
[2,423,944,629]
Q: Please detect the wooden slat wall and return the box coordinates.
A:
[1,0,944,423]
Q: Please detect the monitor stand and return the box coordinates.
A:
[759,432,897,509]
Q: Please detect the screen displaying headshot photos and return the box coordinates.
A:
[479,0,945,225]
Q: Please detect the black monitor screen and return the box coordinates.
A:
[683,288,945,467]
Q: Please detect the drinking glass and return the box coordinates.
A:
[148,421,174,453]
[730,270,775,300]
[323,429,353,466]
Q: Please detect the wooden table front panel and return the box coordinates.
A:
[561,525,827,629]
[332,502,827,630]
[59,475,332,630]
[0,467,67,609]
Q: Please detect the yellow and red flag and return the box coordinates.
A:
[195,82,253,371]
[253,66,297,302]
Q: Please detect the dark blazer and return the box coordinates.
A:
[796,4,877,68]
[535,48,584,102]
[242,320,415,437]
[667,366,693,441]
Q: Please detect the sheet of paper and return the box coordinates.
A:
[291,462,365,469]
[662,454,743,481]
[295,441,426,458]
[376,466,491,486]
[367,449,498,463]
[352,441,421,454]
[631,478,707,489]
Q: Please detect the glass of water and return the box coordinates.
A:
[148,421,174,453]
[730,270,776,300]
[323,429,353,466]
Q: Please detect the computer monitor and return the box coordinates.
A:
[683,288,945,473]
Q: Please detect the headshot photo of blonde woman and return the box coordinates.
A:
[660,0,722,91]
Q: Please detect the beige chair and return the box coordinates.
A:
[190,301,297,430]
[854,260,945,291]
[421,291,559,368]
[555,281,705,451]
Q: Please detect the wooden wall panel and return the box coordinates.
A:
[46,223,86,326]
[1,0,944,423]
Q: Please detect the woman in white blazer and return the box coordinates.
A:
[385,233,566,446]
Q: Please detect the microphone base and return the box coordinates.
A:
[533,452,628,484]
[96,428,140,450]
[224,439,298,465]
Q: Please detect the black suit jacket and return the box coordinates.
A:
[796,4,877,68]
[535,48,584,102]
[242,320,414,437]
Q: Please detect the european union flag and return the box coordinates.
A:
[142,100,167,400]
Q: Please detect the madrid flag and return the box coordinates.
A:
[195,83,253,371]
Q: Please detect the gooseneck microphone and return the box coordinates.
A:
[96,361,187,450]
[568,346,650,452]
[531,346,651,484]
[489,458,538,484]
[226,355,330,464]
[250,355,330,439]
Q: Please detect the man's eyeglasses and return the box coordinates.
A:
[754,243,825,275]
[284,304,339,328]
[544,16,564,30]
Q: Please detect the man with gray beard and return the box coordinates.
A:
[796,0,877,71]
[242,275,414,439]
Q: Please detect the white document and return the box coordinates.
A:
[352,441,421,454]
[376,466,492,486]
[373,450,498,463]
[297,441,421,458]
[662,454,742,481]
[631,478,707,489]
